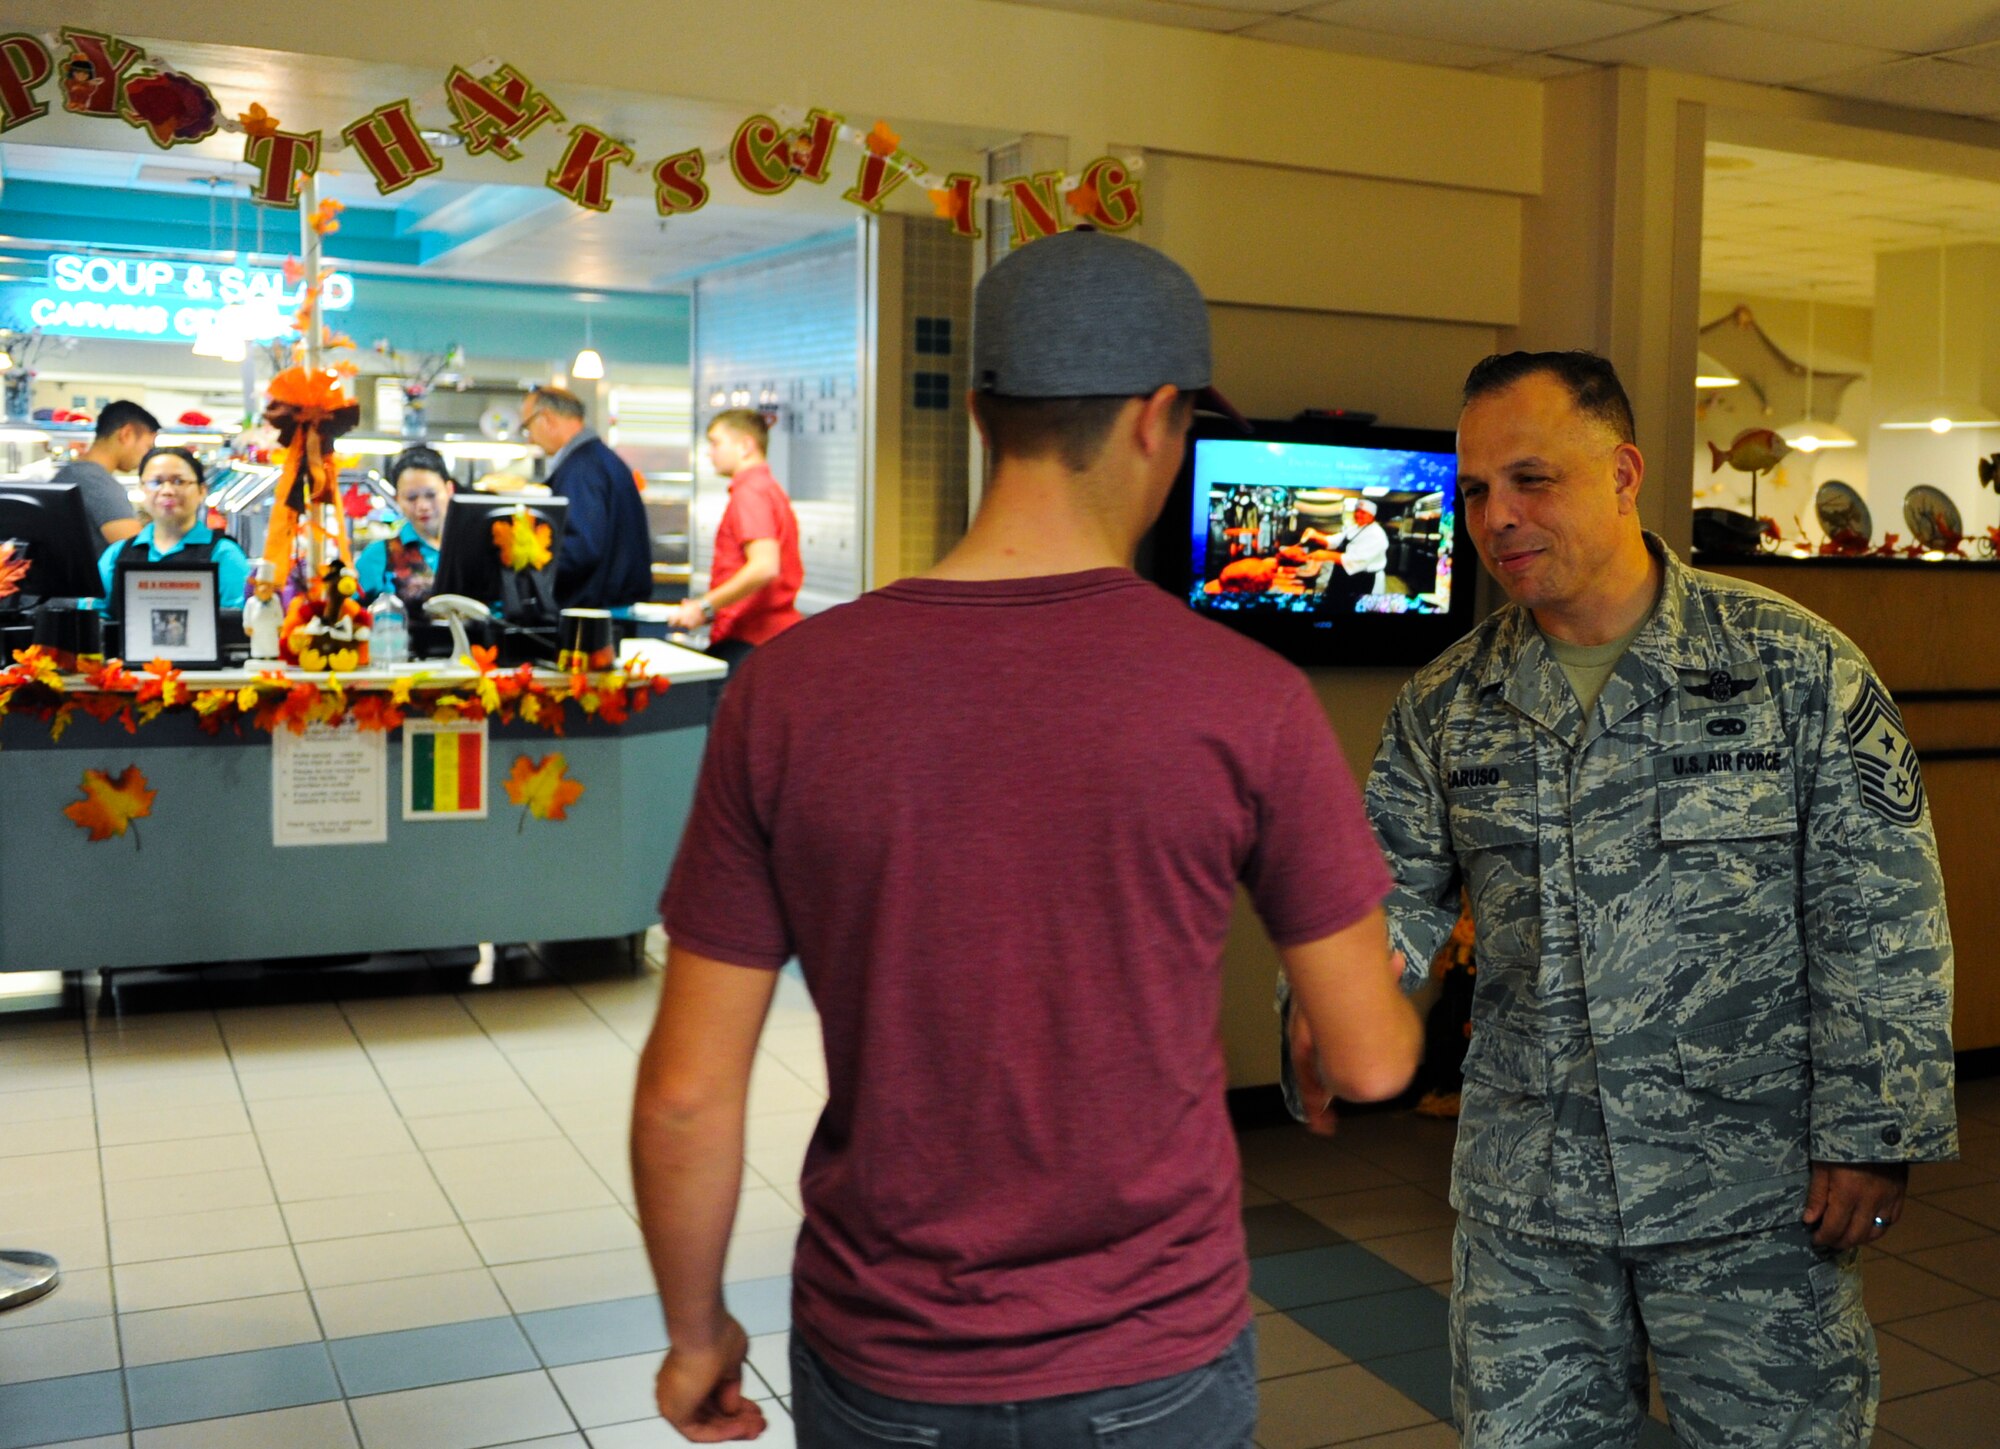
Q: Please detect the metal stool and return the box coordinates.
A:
[0,1251,59,1312]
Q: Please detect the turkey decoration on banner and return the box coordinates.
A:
[0,27,1142,246]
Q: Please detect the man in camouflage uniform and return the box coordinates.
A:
[1286,351,1957,1446]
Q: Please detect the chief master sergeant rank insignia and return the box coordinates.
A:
[1845,671,1925,826]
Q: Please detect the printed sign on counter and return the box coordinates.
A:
[272,720,387,846]
[402,719,489,821]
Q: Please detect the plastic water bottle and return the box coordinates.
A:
[371,592,407,665]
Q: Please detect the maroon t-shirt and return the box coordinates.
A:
[662,569,1390,1403]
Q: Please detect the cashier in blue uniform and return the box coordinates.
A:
[355,446,452,608]
[96,447,251,608]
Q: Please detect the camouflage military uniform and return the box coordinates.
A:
[1287,535,1956,1445]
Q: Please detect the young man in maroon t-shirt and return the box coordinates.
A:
[634,230,1423,1445]
[669,409,805,671]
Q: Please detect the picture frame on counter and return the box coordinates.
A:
[117,561,221,668]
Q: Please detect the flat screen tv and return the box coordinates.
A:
[1146,418,1476,667]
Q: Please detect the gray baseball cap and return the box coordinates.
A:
[972,228,1246,428]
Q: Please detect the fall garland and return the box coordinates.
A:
[0,646,670,743]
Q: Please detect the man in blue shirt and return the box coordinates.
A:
[521,386,651,608]
[97,447,250,608]
[356,445,452,607]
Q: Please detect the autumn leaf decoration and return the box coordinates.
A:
[64,766,156,848]
[492,506,554,573]
[0,539,27,601]
[504,753,583,833]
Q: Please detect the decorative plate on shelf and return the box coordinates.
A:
[1903,486,1963,549]
[1814,481,1871,544]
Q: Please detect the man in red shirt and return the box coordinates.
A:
[669,409,804,671]
[634,230,1422,1445]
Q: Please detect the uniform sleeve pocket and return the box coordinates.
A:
[1657,773,1797,844]
[1461,1021,1547,1094]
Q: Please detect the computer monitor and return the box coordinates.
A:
[0,480,109,605]
[1144,417,1477,667]
[431,494,569,623]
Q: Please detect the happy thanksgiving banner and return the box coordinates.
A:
[0,27,1143,245]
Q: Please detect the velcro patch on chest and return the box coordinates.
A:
[1677,667,1762,708]
[1844,672,1924,826]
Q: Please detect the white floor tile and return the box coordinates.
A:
[722,1226,799,1286]
[101,1134,266,1183]
[1,1060,92,1093]
[549,1351,661,1429]
[366,1050,520,1091]
[465,1207,642,1267]
[134,1399,359,1448]
[106,1167,275,1222]
[493,1248,653,1315]
[258,1121,419,1165]
[0,1313,121,1384]
[350,1369,576,1449]
[733,1188,803,1236]
[14,1211,111,1272]
[0,1267,112,1328]
[114,1245,305,1314]
[446,1170,618,1223]
[119,1289,324,1366]
[295,1225,484,1290]
[409,1107,564,1152]
[247,1092,403,1136]
[237,1063,387,1101]
[110,1204,290,1265]
[282,1183,459,1244]
[312,1266,509,1339]
[746,1331,790,1398]
[0,1148,101,1195]
[390,1078,542,1119]
[0,1114,98,1157]
[90,1073,246,1113]
[97,1100,253,1147]
[0,1085,94,1122]
[268,1152,438,1204]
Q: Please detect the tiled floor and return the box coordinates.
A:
[2,947,1997,1448]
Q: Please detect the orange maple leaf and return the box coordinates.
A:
[504,753,584,832]
[0,539,27,600]
[1066,181,1108,224]
[927,186,967,224]
[864,120,900,158]
[238,103,280,141]
[469,644,499,674]
[63,765,155,847]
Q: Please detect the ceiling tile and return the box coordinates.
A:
[1708,0,2000,55]
[1566,16,1900,83]
[1306,0,1663,51]
[999,0,1265,29]
[1239,17,1518,66]
[1807,57,2000,115]
[1485,54,1605,78]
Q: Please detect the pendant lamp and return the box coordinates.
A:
[1695,352,1740,389]
[1881,234,2000,432]
[1777,288,1855,453]
[571,310,605,381]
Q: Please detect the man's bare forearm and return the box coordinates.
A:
[630,1092,748,1349]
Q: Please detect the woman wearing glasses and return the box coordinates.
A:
[96,446,252,608]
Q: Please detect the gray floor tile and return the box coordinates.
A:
[1249,1245,1423,1311]
[0,1370,127,1449]
[125,1342,342,1430]
[331,1317,540,1398]
[1364,1344,1454,1421]
[517,1298,666,1370]
[1243,1203,1346,1258]
[1289,1287,1449,1363]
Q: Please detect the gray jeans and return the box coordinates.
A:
[790,1319,1258,1449]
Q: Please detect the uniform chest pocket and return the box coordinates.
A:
[1448,786,1539,961]
[1656,770,1798,844]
